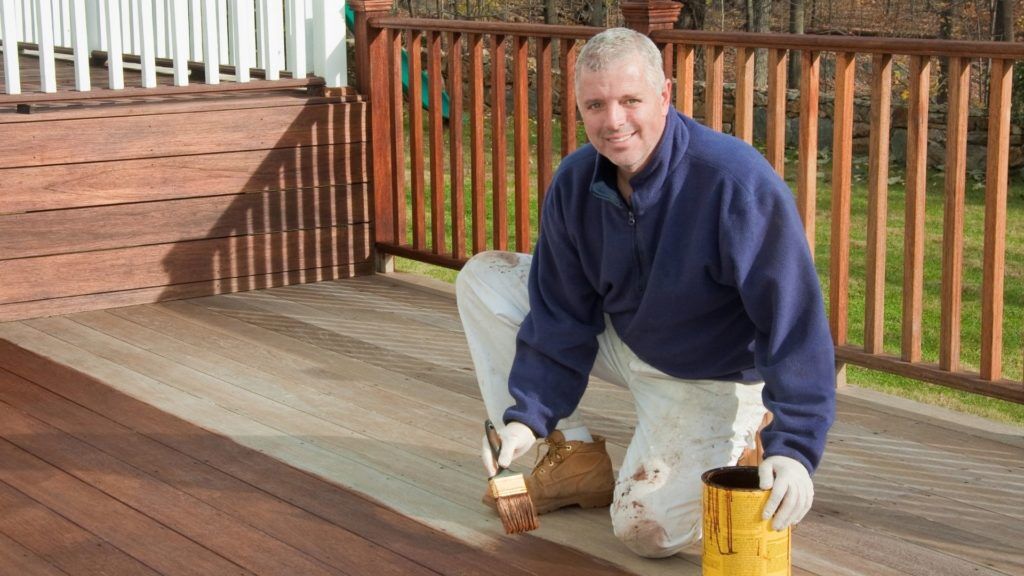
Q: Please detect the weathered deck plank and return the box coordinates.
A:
[0,274,1022,575]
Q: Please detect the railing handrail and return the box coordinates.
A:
[371,16,1024,60]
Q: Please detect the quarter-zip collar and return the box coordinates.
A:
[588,110,690,214]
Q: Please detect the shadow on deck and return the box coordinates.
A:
[0,274,1021,575]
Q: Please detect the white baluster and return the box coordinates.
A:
[70,0,90,90]
[261,0,282,80]
[105,0,124,88]
[1,0,21,94]
[170,0,187,85]
[231,0,253,82]
[138,0,155,86]
[285,0,305,78]
[188,0,201,60]
[201,0,217,83]
[36,0,57,92]
[312,0,345,88]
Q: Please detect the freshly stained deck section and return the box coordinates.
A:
[0,274,1021,575]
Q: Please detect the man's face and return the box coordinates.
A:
[576,59,672,180]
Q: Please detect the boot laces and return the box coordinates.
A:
[533,437,573,471]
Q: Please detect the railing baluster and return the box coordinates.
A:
[981,58,1012,381]
[170,0,188,85]
[202,0,219,84]
[830,51,855,346]
[796,49,819,253]
[427,29,445,254]
[766,47,787,176]
[262,0,283,80]
[1,0,22,94]
[448,31,465,260]
[285,0,305,78]
[408,30,425,249]
[138,0,156,87]
[560,38,577,157]
[153,0,166,59]
[189,0,202,60]
[734,46,754,143]
[231,0,252,82]
[704,44,722,130]
[513,35,530,253]
[674,43,693,116]
[536,35,552,220]
[864,53,892,355]
[216,0,228,63]
[69,0,90,90]
[902,55,930,363]
[491,33,508,251]
[36,0,57,92]
[389,28,406,246]
[105,0,124,89]
[940,56,969,372]
[469,32,486,253]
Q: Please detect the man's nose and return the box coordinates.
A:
[604,103,626,130]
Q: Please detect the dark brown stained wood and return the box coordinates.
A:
[734,47,754,143]
[865,53,893,355]
[796,50,820,254]
[902,55,930,364]
[0,339,640,576]
[0,224,371,305]
[0,477,162,575]
[981,59,1012,382]
[0,145,368,214]
[368,20,396,250]
[939,57,969,373]
[0,399,346,576]
[830,52,855,346]
[0,186,369,259]
[0,101,367,168]
[0,90,351,124]
[469,33,486,254]
[428,30,446,255]
[561,39,578,157]
[490,34,508,251]
[0,261,374,323]
[0,435,255,575]
[0,531,69,576]
[536,36,553,219]
[766,48,787,177]
[704,44,723,131]
[448,32,466,260]
[513,35,531,254]
[408,30,426,251]
[674,44,694,115]
[389,28,408,246]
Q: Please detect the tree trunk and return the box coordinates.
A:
[587,0,606,27]
[544,0,557,24]
[752,0,772,89]
[787,0,803,89]
[675,0,707,30]
[993,0,1014,42]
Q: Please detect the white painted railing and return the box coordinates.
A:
[0,0,347,95]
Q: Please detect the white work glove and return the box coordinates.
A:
[759,455,814,531]
[481,421,537,477]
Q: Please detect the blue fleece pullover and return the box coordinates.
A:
[505,110,835,473]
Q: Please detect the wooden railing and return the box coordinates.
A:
[360,13,1023,404]
[0,0,345,99]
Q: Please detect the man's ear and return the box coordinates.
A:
[660,78,672,114]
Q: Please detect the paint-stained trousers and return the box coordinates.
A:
[456,251,767,558]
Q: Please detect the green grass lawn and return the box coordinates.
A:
[392,116,1024,426]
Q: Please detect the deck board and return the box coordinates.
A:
[1,273,1022,575]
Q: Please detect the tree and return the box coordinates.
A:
[750,0,772,89]
[787,0,804,89]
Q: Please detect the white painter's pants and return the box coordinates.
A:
[456,251,767,558]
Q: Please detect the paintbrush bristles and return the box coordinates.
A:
[495,492,539,534]
[488,470,539,534]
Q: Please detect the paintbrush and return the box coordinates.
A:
[485,419,539,534]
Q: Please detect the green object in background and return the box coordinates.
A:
[345,5,450,120]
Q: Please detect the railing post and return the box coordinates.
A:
[350,0,397,272]
[619,1,682,34]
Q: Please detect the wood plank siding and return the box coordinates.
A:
[0,89,372,321]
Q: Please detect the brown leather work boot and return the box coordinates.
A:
[484,431,615,515]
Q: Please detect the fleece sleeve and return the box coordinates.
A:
[720,170,836,473]
[502,190,605,438]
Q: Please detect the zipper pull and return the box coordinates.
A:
[627,211,636,226]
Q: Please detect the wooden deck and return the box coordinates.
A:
[0,274,1021,575]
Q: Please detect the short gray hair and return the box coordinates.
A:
[574,28,666,92]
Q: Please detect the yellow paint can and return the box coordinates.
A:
[702,466,791,576]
